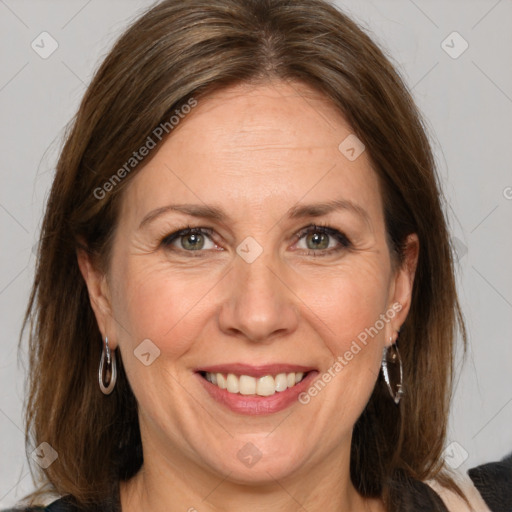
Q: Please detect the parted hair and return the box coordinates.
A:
[22,0,467,509]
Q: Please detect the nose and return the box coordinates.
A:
[218,253,300,344]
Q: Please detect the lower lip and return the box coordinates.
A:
[196,371,318,415]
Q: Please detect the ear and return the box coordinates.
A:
[76,245,117,349]
[385,233,419,346]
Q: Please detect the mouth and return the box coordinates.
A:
[195,364,318,415]
[198,370,309,396]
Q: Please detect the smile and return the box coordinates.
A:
[200,371,307,396]
[195,364,318,415]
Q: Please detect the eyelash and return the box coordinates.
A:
[160,223,351,258]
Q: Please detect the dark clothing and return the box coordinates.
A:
[4,456,512,512]
[32,493,119,512]
[468,452,512,512]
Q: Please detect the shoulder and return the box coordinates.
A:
[426,473,492,512]
[0,507,46,512]
[0,506,46,512]
[468,452,512,511]
[0,509,44,512]
[3,490,121,512]
[1,496,79,512]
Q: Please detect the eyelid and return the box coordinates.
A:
[161,226,217,247]
[161,223,351,254]
[294,223,351,246]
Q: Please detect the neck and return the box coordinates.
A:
[120,435,382,512]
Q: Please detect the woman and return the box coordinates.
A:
[8,0,494,510]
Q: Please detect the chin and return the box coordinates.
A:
[201,437,309,484]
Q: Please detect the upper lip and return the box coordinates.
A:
[195,363,316,378]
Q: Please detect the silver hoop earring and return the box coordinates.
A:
[99,336,117,395]
[381,337,404,405]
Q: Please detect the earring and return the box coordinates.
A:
[381,335,404,405]
[99,336,117,395]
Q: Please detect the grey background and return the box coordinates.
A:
[1,0,511,507]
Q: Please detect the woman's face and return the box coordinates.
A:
[83,81,416,485]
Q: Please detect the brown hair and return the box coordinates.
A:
[22,0,467,509]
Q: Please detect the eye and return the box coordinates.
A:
[160,223,351,257]
[161,226,217,253]
[294,224,351,256]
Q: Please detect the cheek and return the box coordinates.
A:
[302,260,391,352]
[110,256,223,356]
[302,264,391,412]
[110,241,392,369]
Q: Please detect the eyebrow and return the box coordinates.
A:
[138,198,371,230]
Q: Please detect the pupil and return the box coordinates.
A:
[184,233,203,250]
[308,232,328,250]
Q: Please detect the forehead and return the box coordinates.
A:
[119,81,384,228]
[170,81,356,160]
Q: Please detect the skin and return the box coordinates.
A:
[78,81,419,512]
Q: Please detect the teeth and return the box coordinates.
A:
[226,374,239,393]
[257,375,275,396]
[204,371,307,396]
[274,373,288,392]
[217,373,227,389]
[239,375,256,395]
